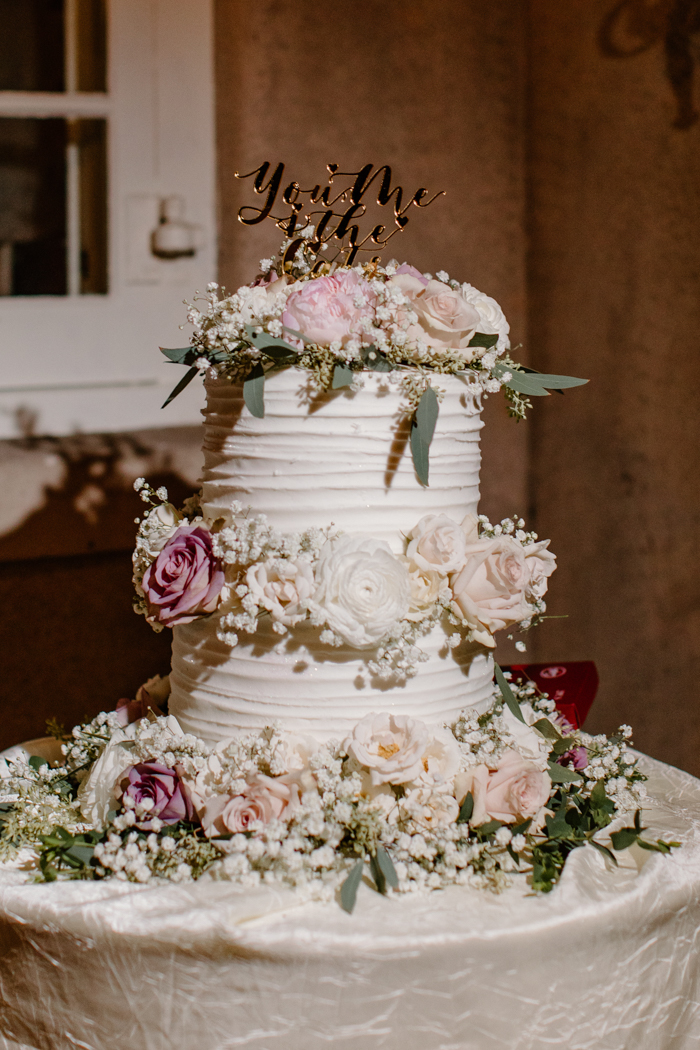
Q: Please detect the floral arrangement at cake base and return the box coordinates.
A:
[0,674,677,912]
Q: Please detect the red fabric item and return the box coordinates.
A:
[501,661,599,729]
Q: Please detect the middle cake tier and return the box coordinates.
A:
[168,369,495,744]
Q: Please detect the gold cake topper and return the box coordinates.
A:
[234,162,445,268]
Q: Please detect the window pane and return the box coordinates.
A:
[77,118,107,293]
[0,117,67,296]
[77,0,107,92]
[0,0,65,92]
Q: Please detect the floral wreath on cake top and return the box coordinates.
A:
[0,674,678,910]
[131,481,556,674]
[161,230,586,482]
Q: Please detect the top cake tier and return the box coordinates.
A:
[199,369,483,546]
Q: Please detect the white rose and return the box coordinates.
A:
[398,556,448,620]
[524,540,557,599]
[246,557,314,626]
[460,283,510,352]
[450,537,531,647]
[401,786,459,829]
[77,730,137,826]
[406,513,472,576]
[143,503,181,552]
[310,536,410,648]
[391,275,480,355]
[501,704,550,768]
[344,712,429,786]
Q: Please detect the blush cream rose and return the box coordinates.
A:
[449,536,533,647]
[391,274,480,355]
[310,536,410,648]
[198,773,301,836]
[455,749,551,826]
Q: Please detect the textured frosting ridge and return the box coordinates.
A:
[169,370,494,744]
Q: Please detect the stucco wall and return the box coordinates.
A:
[527,0,700,773]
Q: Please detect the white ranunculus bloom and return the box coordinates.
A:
[412,728,462,789]
[246,557,315,627]
[310,535,410,648]
[460,283,510,352]
[344,712,429,786]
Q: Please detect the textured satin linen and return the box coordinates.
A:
[169,370,494,744]
[1,753,700,1050]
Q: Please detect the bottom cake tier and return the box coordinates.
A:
[169,614,495,744]
[0,753,698,1050]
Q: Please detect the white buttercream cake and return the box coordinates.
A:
[168,370,494,744]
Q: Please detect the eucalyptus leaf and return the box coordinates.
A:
[636,838,678,854]
[242,324,300,355]
[493,363,588,398]
[162,365,199,408]
[375,846,399,891]
[457,791,474,824]
[281,325,314,345]
[590,839,618,866]
[610,827,639,852]
[476,819,503,838]
[361,345,394,372]
[467,332,499,349]
[66,844,96,866]
[243,363,265,418]
[28,755,49,771]
[159,346,194,364]
[340,859,364,914]
[332,364,354,389]
[494,663,526,724]
[410,424,430,486]
[369,853,387,895]
[545,805,571,840]
[261,346,298,364]
[410,385,440,486]
[532,718,563,742]
[547,761,583,784]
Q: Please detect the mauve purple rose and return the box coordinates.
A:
[121,763,195,829]
[142,525,225,628]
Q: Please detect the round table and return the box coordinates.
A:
[1,752,700,1050]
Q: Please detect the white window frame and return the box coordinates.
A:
[0,0,216,438]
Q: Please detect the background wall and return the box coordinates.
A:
[1,1,699,777]
[527,0,700,773]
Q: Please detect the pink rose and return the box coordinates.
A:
[199,773,300,836]
[391,275,480,354]
[281,270,375,347]
[142,525,225,628]
[449,537,531,647]
[524,540,557,599]
[120,763,196,830]
[456,750,551,826]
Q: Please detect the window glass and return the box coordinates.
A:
[0,117,67,296]
[76,0,107,92]
[76,118,107,293]
[0,0,66,92]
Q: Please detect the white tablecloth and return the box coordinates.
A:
[1,752,699,1050]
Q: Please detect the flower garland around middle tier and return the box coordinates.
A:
[131,481,557,677]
